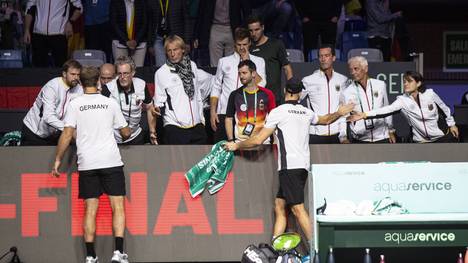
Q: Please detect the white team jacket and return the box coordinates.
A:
[301,69,348,136]
[154,61,212,128]
[106,77,151,143]
[26,0,82,35]
[211,52,267,115]
[340,78,393,142]
[366,89,455,142]
[23,77,83,138]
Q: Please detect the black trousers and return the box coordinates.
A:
[213,114,228,143]
[164,124,207,145]
[32,33,67,67]
[433,132,459,143]
[354,138,390,144]
[309,134,340,144]
[303,20,337,60]
[368,37,392,62]
[20,124,60,146]
[84,22,112,62]
[119,131,146,145]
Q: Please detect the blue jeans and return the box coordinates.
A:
[153,35,166,67]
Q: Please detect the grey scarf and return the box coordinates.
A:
[166,55,195,100]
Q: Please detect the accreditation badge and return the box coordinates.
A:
[242,123,255,136]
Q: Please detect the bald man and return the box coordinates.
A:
[100,63,116,86]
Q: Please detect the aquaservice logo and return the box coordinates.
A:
[384,232,456,244]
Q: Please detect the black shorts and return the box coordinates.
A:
[78,166,126,199]
[276,168,308,206]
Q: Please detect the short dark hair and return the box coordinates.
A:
[62,59,82,73]
[80,66,100,88]
[318,44,336,56]
[403,70,426,93]
[234,27,251,42]
[238,59,257,72]
[246,14,263,26]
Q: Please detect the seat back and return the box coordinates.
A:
[72,49,106,67]
[286,49,304,62]
[347,48,384,62]
[0,50,23,68]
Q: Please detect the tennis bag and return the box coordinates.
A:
[241,243,278,263]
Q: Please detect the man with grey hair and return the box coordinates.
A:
[102,56,154,144]
[339,56,396,143]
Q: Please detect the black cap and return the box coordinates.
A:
[285,78,304,94]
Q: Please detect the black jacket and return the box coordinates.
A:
[110,0,148,45]
[147,0,191,46]
[294,0,344,21]
[195,0,251,47]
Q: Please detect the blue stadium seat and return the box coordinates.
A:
[347,48,384,62]
[286,49,304,62]
[308,48,342,62]
[341,31,368,62]
[72,49,106,67]
[344,18,367,32]
[0,50,23,68]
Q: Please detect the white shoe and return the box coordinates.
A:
[111,250,129,263]
[85,256,99,263]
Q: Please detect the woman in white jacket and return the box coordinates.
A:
[348,71,459,143]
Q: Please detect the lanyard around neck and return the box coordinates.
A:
[243,88,257,123]
[159,0,169,17]
[355,79,374,112]
[118,92,133,123]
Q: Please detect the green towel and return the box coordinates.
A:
[185,141,234,197]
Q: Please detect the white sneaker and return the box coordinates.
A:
[111,250,129,263]
[85,256,99,263]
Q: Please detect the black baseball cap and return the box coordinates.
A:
[285,78,304,94]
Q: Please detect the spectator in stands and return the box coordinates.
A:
[99,63,116,86]
[366,0,402,61]
[248,15,292,105]
[0,0,23,49]
[21,59,83,146]
[462,91,468,104]
[24,0,82,67]
[151,35,212,144]
[301,44,348,144]
[339,56,396,143]
[147,0,191,67]
[194,0,251,67]
[348,71,459,143]
[225,59,275,143]
[210,28,266,142]
[109,0,148,67]
[295,0,343,60]
[251,0,293,39]
[101,56,153,145]
[82,0,112,62]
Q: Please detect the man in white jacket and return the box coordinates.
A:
[302,44,348,144]
[24,0,82,67]
[22,59,83,145]
[340,56,396,143]
[210,27,267,142]
[151,35,212,144]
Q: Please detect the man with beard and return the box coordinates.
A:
[225,59,275,143]
[210,27,266,142]
[248,15,292,105]
[301,44,348,144]
[21,59,83,145]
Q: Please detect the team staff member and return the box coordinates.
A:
[348,71,459,143]
[248,15,293,105]
[99,63,116,86]
[340,56,396,143]
[102,56,153,145]
[224,79,354,243]
[225,60,276,143]
[210,27,267,143]
[52,66,131,263]
[301,44,348,144]
[152,35,212,144]
[21,59,83,146]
